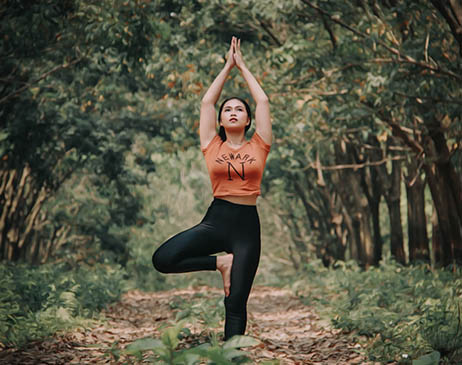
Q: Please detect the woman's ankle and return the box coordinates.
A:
[217,254,233,271]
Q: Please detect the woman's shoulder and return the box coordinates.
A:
[250,132,271,152]
[201,134,222,154]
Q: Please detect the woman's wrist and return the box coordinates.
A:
[238,64,252,80]
[223,64,233,73]
[237,62,248,73]
[224,56,236,71]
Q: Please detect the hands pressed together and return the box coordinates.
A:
[225,36,246,71]
[200,34,272,148]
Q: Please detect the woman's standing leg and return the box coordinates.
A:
[223,209,261,340]
[223,237,260,340]
[152,199,262,341]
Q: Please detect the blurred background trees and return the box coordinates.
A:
[1,0,461,269]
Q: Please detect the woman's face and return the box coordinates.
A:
[220,99,250,132]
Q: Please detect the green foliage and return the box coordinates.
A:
[412,351,440,365]
[171,293,225,330]
[262,0,462,267]
[1,0,184,262]
[293,260,462,363]
[2,0,460,269]
[106,279,259,364]
[0,262,126,348]
[2,1,462,359]
[119,320,259,364]
[123,137,212,291]
[419,300,462,362]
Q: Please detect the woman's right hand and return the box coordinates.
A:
[200,37,237,149]
[224,36,236,70]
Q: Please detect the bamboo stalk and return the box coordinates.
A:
[17,187,47,249]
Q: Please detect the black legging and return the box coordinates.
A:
[152,198,261,340]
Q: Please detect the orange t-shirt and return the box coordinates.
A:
[202,132,271,197]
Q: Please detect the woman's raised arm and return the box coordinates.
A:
[233,39,272,146]
[200,37,236,149]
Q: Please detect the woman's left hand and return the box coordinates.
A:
[234,38,246,70]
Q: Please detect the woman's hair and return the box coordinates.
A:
[218,97,252,141]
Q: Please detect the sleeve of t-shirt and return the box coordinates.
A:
[251,132,271,153]
[201,134,221,156]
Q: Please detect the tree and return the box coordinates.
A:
[0,0,164,262]
[266,0,461,267]
[2,0,460,269]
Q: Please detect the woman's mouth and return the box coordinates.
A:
[230,118,237,122]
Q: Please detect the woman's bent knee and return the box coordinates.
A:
[152,248,170,273]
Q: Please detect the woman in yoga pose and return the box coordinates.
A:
[152,36,272,341]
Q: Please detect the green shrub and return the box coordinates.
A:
[0,262,126,348]
[292,260,462,363]
[419,299,462,363]
[116,321,260,364]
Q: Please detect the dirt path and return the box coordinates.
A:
[0,286,367,364]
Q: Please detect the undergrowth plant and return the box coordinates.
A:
[0,262,126,348]
[105,285,272,364]
[111,321,260,364]
[292,259,462,364]
[170,293,225,333]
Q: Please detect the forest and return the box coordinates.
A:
[1,0,461,364]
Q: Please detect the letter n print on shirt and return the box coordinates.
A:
[227,162,245,181]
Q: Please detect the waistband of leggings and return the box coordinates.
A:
[211,197,257,210]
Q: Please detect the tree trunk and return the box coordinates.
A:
[374,144,406,264]
[406,159,430,262]
[369,190,383,265]
[387,159,406,264]
[307,161,349,264]
[359,137,384,265]
[0,163,54,262]
[325,190,348,262]
[333,142,376,268]
[431,208,444,265]
[425,164,462,266]
[385,113,461,266]
[431,0,462,56]
[423,119,462,266]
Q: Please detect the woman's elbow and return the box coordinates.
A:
[201,97,215,107]
[256,96,269,105]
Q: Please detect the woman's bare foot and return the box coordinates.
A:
[216,254,234,297]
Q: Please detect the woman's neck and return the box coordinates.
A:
[225,131,246,147]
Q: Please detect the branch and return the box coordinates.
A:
[424,32,430,63]
[310,155,406,171]
[281,154,406,173]
[18,186,47,249]
[406,157,425,187]
[319,11,337,49]
[300,0,462,82]
[0,57,83,105]
[284,63,357,86]
[431,0,462,56]
[258,19,283,46]
[393,91,462,105]
[360,100,425,155]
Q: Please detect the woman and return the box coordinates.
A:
[152,36,272,341]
